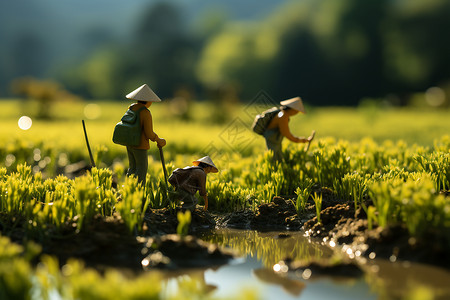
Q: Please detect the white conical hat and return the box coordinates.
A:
[193,156,218,173]
[126,84,161,102]
[280,97,306,113]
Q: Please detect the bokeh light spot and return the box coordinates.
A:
[425,87,446,107]
[84,103,102,120]
[18,116,32,130]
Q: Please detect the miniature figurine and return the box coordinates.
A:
[168,156,218,211]
[113,84,166,185]
[252,97,313,162]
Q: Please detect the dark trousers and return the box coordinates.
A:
[263,128,284,162]
[126,146,148,185]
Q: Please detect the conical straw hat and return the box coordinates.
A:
[280,97,305,113]
[126,84,161,102]
[193,156,218,173]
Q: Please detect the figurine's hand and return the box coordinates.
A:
[157,138,166,148]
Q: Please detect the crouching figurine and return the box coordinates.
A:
[168,156,218,211]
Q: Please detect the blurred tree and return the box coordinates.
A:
[61,48,126,99]
[42,0,450,105]
[126,2,197,98]
[11,77,81,119]
[10,32,48,80]
[196,0,450,105]
[384,0,450,95]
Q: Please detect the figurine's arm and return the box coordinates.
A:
[278,115,308,143]
[142,110,166,146]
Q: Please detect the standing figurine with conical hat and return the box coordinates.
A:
[113,84,166,185]
[168,156,218,211]
[252,97,314,162]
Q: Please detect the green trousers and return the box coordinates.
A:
[263,128,284,162]
[126,146,148,185]
[172,188,198,210]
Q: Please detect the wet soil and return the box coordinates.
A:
[216,196,305,230]
[214,188,450,270]
[302,198,450,269]
[42,210,233,272]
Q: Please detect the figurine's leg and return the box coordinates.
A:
[264,129,283,162]
[272,143,283,162]
[133,149,148,186]
[180,191,198,211]
[126,146,136,177]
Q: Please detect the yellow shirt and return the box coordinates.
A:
[129,103,158,150]
[267,111,298,142]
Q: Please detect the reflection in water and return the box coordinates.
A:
[202,229,334,268]
[201,229,450,300]
[253,268,305,296]
[364,259,450,300]
[161,268,219,299]
[147,229,450,300]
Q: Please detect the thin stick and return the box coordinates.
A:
[82,120,96,168]
[158,146,172,210]
[158,146,169,187]
[305,130,316,152]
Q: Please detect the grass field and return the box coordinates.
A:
[1,98,449,160]
[0,98,449,299]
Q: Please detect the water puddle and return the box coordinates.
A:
[190,229,450,300]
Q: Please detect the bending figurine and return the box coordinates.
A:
[168,156,218,211]
[263,97,313,162]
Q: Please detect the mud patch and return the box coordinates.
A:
[42,214,144,273]
[215,197,305,231]
[143,207,215,235]
[303,200,450,269]
[251,196,303,230]
[38,211,231,272]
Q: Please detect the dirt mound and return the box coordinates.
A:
[43,214,144,272]
[303,200,450,269]
[215,210,254,229]
[41,211,229,272]
[215,197,304,231]
[143,207,215,235]
[250,196,303,230]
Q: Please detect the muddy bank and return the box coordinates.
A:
[213,192,450,269]
[30,212,233,273]
[302,200,450,269]
[216,196,308,230]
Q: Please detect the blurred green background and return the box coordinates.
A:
[1,0,450,107]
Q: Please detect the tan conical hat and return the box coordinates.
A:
[126,84,161,102]
[280,97,306,113]
[193,156,218,173]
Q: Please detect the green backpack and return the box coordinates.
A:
[251,107,281,135]
[112,106,147,146]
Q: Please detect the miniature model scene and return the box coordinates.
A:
[1,1,450,299]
